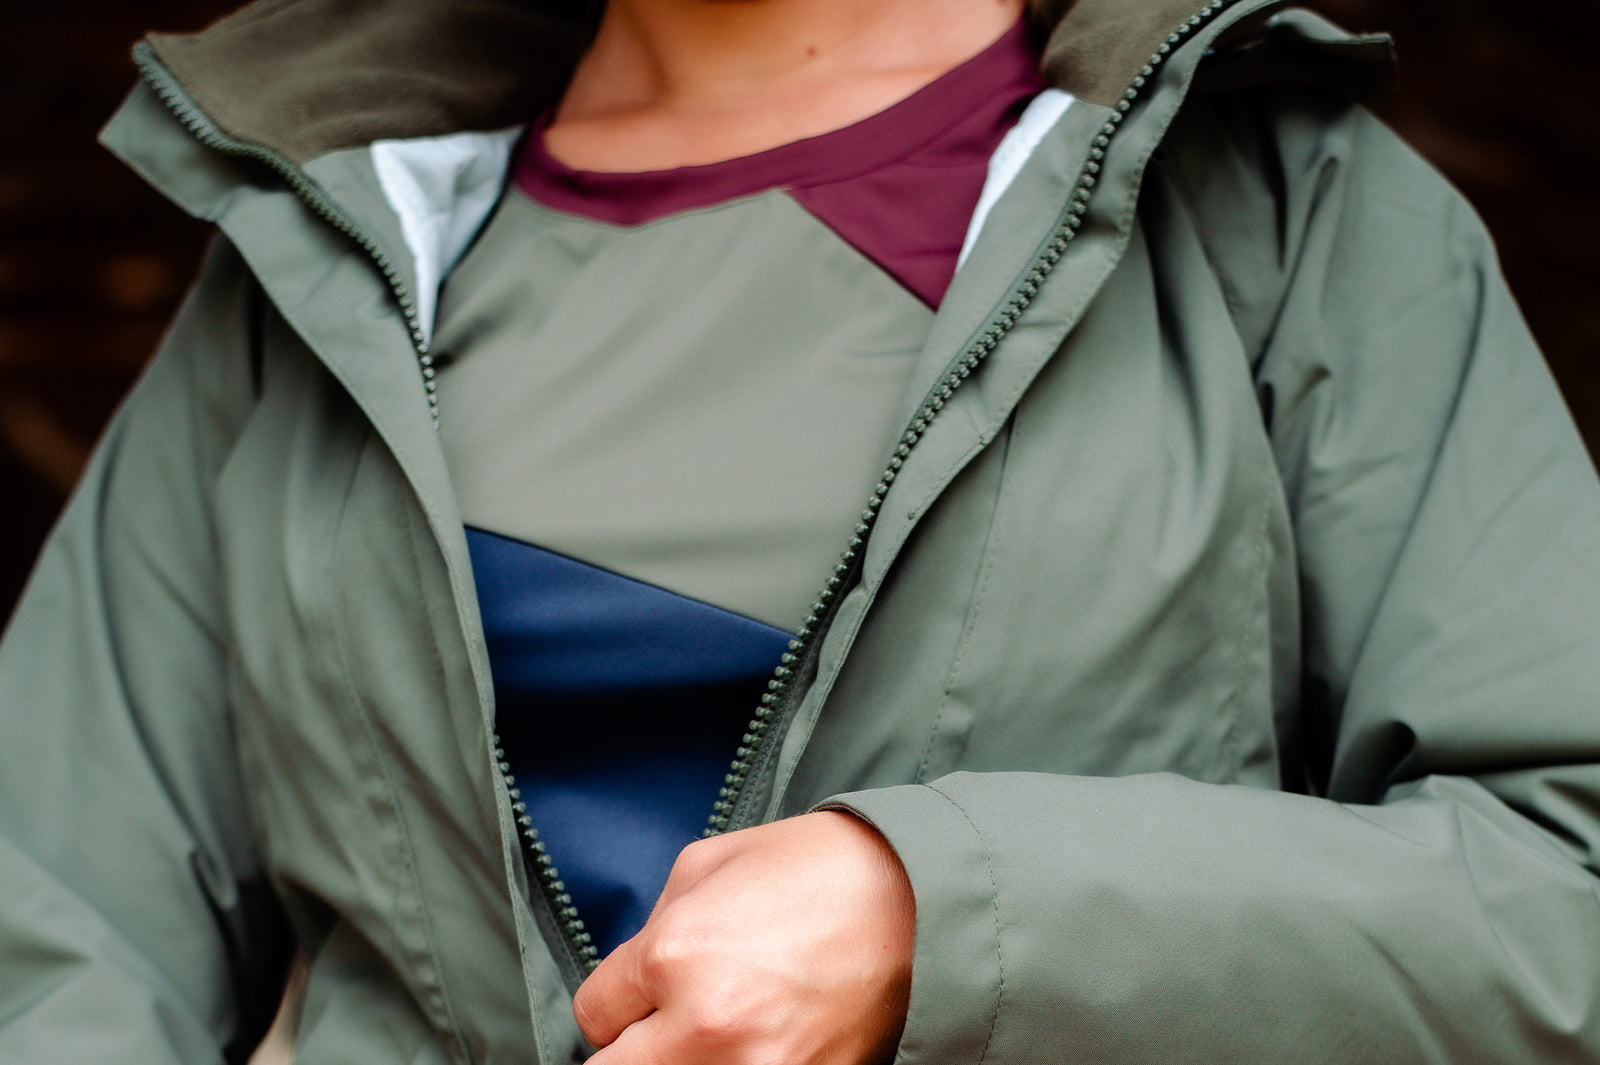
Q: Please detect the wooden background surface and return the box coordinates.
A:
[3,0,1598,619]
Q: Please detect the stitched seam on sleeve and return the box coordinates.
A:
[927,782,1006,1065]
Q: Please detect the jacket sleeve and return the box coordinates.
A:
[826,93,1600,1062]
[0,237,291,1063]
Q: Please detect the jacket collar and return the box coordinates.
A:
[121,0,1391,352]
[137,0,1364,165]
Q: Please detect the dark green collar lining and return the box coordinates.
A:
[146,0,594,164]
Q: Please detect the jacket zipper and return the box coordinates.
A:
[493,736,602,974]
[131,43,445,428]
[137,0,1238,980]
[704,0,1240,837]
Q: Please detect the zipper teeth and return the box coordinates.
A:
[492,736,601,974]
[704,0,1236,837]
[131,44,443,428]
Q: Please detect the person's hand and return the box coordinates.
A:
[572,810,915,1065]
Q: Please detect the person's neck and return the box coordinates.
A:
[546,0,1028,172]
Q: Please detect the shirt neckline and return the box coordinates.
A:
[518,18,1040,222]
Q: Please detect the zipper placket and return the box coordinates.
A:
[705,0,1240,837]
[132,43,445,428]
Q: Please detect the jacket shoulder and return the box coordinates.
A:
[1153,83,1487,370]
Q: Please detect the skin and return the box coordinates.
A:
[547,0,1028,171]
[573,811,917,1065]
[559,6,1024,1060]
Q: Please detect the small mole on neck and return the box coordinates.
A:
[805,45,819,58]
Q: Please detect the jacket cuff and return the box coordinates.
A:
[817,784,1000,1065]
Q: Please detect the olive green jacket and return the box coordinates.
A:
[3,1,1599,1062]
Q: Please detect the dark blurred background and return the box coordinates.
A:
[3,0,1598,620]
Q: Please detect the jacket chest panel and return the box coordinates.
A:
[214,324,392,920]
[213,323,535,1062]
[785,226,1292,806]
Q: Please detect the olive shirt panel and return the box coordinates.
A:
[432,188,934,632]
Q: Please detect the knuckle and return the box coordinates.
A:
[671,836,720,879]
[683,989,751,1045]
[640,923,696,976]
[570,990,599,1037]
[570,983,609,1043]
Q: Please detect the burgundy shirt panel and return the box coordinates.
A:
[514,19,1046,306]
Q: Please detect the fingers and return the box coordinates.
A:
[573,939,657,1049]
[585,977,789,1065]
[576,837,728,1048]
[584,1009,678,1065]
